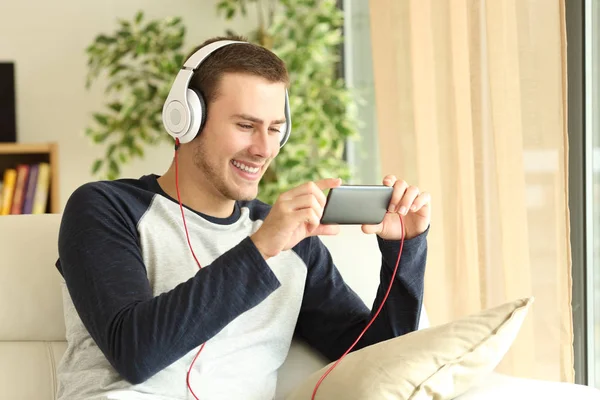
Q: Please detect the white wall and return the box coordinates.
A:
[0,0,257,211]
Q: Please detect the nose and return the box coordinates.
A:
[248,129,275,159]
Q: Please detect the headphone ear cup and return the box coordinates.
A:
[280,89,292,147]
[177,88,205,144]
[194,88,207,134]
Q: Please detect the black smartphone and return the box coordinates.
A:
[320,185,393,225]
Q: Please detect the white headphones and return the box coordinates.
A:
[162,40,292,146]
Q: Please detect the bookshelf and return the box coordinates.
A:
[0,142,59,214]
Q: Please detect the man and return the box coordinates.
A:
[56,35,430,400]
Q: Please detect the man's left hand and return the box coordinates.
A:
[361,175,431,240]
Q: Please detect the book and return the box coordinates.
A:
[21,164,39,214]
[0,168,16,215]
[10,164,30,214]
[32,162,50,214]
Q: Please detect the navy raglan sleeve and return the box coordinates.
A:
[294,230,428,361]
[56,183,281,384]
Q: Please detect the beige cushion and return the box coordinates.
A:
[286,297,533,400]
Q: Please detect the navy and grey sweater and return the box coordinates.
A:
[55,174,427,400]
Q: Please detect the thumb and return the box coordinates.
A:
[310,224,341,237]
[361,223,383,235]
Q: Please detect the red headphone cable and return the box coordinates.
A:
[173,139,205,400]
[311,214,405,400]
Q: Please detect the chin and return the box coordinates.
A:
[239,186,259,201]
[225,167,264,201]
[237,193,258,202]
[225,183,259,202]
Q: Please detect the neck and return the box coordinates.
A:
[157,160,236,219]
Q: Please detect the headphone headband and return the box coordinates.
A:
[162,40,292,146]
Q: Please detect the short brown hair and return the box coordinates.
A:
[184,35,289,109]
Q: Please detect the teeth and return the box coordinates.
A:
[232,160,260,174]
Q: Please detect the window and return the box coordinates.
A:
[587,0,600,387]
[570,0,599,388]
[342,0,381,185]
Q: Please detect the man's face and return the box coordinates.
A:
[192,72,286,202]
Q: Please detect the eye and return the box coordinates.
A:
[238,123,253,130]
[269,127,281,133]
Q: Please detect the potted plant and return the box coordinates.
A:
[84,0,358,204]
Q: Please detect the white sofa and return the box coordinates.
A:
[0,213,598,399]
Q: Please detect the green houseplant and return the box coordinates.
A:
[84,0,358,204]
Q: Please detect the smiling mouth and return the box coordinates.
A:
[231,160,261,175]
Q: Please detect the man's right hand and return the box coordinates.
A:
[250,178,342,260]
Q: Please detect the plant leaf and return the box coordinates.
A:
[91,159,103,174]
[93,113,109,126]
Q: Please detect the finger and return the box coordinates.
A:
[304,179,339,208]
[298,208,321,233]
[361,222,383,235]
[397,185,420,215]
[311,184,328,209]
[314,177,343,192]
[409,191,431,212]
[278,181,320,202]
[388,179,408,212]
[279,180,335,207]
[309,223,341,237]
[383,175,397,187]
[284,193,324,217]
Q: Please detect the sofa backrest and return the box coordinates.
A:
[0,214,66,400]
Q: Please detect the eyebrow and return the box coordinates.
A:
[232,114,286,125]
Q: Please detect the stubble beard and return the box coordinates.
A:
[192,143,259,202]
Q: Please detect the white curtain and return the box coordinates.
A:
[369,0,572,382]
